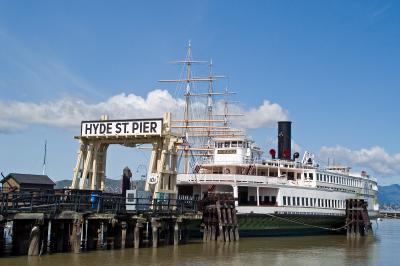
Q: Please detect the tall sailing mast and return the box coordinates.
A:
[159,42,242,173]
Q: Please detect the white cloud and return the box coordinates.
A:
[0,90,184,131]
[0,89,288,133]
[319,145,400,177]
[217,100,288,129]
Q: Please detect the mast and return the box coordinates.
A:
[207,59,214,149]
[159,42,242,173]
[183,41,193,173]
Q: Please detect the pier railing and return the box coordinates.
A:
[0,189,199,216]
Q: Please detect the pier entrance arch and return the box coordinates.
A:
[70,112,182,199]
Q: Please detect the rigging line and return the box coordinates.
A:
[262,212,352,231]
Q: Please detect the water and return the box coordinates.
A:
[1,219,399,266]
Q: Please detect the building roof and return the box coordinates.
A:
[1,173,55,186]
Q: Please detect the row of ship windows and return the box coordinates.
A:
[215,141,250,148]
[317,185,356,193]
[282,196,345,209]
[316,173,363,188]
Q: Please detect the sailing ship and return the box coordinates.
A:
[160,42,379,236]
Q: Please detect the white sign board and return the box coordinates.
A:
[81,119,163,137]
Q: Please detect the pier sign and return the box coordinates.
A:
[81,118,163,137]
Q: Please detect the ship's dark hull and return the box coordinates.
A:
[187,213,346,238]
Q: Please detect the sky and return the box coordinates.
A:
[0,0,399,185]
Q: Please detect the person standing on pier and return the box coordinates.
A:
[121,167,132,197]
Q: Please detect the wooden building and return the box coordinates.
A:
[1,173,55,192]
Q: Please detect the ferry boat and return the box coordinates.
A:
[161,43,379,236]
[177,124,379,236]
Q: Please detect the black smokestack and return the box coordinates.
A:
[278,121,291,160]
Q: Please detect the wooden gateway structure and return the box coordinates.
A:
[70,112,182,200]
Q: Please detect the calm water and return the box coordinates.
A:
[1,219,399,266]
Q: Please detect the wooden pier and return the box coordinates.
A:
[379,210,400,219]
[0,189,201,256]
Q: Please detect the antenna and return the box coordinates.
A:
[42,140,47,175]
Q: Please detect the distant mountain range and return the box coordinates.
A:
[55,179,400,206]
[378,184,400,206]
[55,178,123,193]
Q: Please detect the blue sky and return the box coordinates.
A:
[0,0,399,185]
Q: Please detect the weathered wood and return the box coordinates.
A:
[174,222,180,246]
[346,199,372,237]
[0,222,4,256]
[134,222,140,249]
[46,220,52,254]
[70,220,81,253]
[152,225,158,248]
[28,225,40,256]
[121,222,127,249]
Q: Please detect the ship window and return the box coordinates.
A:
[297,173,301,179]
[224,142,230,148]
[232,141,238,147]
[310,198,313,207]
[323,175,326,182]
[283,196,287,206]
[301,197,305,206]
[309,173,313,180]
[318,199,321,207]
[238,141,243,147]
[287,172,294,180]
[305,198,309,206]
[288,197,291,205]
[297,197,300,206]
[217,142,223,148]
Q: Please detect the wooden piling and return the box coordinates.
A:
[134,221,141,249]
[46,220,52,254]
[121,222,127,249]
[71,219,82,254]
[152,223,158,248]
[27,225,40,256]
[0,221,4,256]
[174,222,179,246]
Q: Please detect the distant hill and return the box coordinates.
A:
[55,178,122,193]
[378,184,400,206]
[55,178,146,194]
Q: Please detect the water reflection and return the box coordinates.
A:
[1,220,399,266]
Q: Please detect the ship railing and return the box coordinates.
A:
[178,173,290,186]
